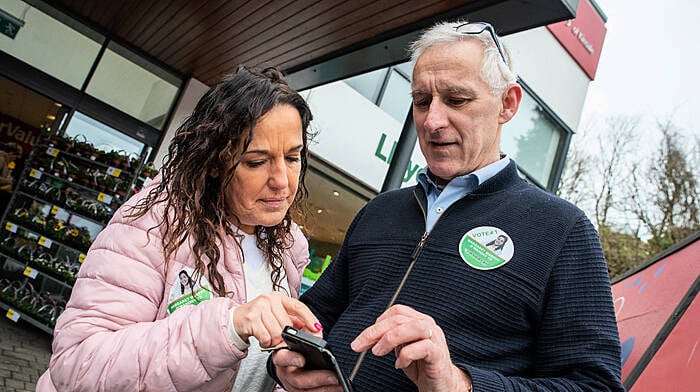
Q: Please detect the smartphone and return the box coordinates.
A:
[281,326,354,392]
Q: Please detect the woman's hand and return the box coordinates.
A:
[232,292,321,348]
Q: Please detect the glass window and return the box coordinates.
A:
[0,0,103,89]
[86,42,180,129]
[378,69,411,123]
[501,91,562,186]
[345,68,387,103]
[394,61,414,77]
[64,111,144,159]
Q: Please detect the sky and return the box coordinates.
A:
[572,0,699,234]
[578,0,700,140]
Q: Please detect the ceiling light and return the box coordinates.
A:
[54,102,62,107]
[317,209,323,214]
[46,115,56,120]
[332,191,340,196]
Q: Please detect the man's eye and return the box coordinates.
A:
[286,156,301,163]
[447,98,468,106]
[413,98,430,108]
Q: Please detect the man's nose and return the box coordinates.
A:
[423,100,449,132]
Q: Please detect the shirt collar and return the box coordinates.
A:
[417,155,510,194]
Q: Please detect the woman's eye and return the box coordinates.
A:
[246,160,264,168]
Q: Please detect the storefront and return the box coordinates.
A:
[0,0,598,329]
[0,0,182,331]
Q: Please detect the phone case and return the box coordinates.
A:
[282,326,354,392]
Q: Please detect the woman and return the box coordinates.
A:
[37,66,322,391]
[167,269,196,304]
[485,234,508,254]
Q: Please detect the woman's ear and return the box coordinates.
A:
[498,84,522,124]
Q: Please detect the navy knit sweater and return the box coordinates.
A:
[301,161,624,391]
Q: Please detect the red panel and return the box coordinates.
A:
[547,0,607,79]
[630,293,700,391]
[611,240,700,382]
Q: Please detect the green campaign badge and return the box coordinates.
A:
[167,267,213,313]
[459,226,514,270]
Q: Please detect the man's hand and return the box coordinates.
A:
[350,304,472,392]
[272,349,343,392]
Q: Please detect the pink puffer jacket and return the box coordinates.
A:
[36,177,309,391]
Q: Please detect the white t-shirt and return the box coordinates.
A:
[232,232,289,392]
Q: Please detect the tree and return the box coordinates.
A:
[558,116,640,228]
[626,120,700,253]
[557,115,699,277]
[591,116,639,228]
[556,132,591,208]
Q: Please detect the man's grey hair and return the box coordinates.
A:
[409,20,518,96]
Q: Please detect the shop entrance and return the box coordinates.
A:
[0,75,61,216]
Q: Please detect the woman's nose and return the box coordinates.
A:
[267,160,288,189]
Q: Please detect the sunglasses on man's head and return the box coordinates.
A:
[455,22,507,65]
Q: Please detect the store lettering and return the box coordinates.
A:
[565,20,594,54]
[307,248,331,274]
[374,133,421,183]
[0,120,37,145]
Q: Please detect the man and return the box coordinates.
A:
[271,21,624,391]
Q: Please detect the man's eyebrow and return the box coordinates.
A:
[411,87,475,96]
[445,86,474,95]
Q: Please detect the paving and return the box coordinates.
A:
[0,316,52,392]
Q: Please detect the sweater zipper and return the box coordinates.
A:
[349,223,430,381]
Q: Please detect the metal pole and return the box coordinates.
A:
[381,106,417,192]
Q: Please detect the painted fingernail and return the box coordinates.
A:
[314,322,323,331]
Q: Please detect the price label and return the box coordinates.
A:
[50,205,63,215]
[106,167,122,177]
[5,222,17,233]
[79,253,87,263]
[46,147,59,157]
[38,236,53,248]
[23,267,39,279]
[97,193,113,204]
[6,308,20,322]
[29,169,43,179]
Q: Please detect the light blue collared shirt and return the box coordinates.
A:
[417,156,510,232]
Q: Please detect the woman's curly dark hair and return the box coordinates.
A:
[126,66,313,297]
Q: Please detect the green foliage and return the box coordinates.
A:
[598,225,650,278]
[646,227,698,255]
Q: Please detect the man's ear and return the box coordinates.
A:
[499,84,522,124]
